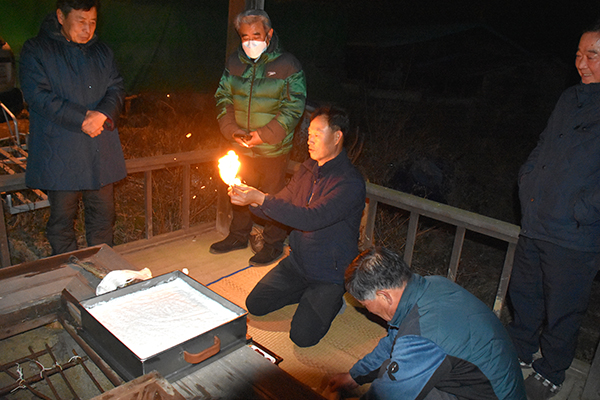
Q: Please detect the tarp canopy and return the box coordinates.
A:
[0,0,347,100]
[0,0,230,94]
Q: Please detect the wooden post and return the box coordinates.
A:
[226,0,266,61]
[144,170,153,239]
[246,0,265,9]
[225,0,246,61]
[404,211,419,267]
[0,200,10,267]
[447,226,466,282]
[182,165,190,230]
[221,0,266,235]
[215,183,232,237]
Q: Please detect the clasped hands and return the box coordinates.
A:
[81,110,107,137]
[228,183,266,208]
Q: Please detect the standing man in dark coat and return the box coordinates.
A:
[211,9,307,265]
[507,20,600,400]
[228,106,365,347]
[20,0,126,255]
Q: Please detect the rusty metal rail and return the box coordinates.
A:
[0,346,102,399]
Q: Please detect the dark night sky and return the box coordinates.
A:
[340,0,600,64]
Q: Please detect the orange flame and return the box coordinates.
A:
[218,150,241,186]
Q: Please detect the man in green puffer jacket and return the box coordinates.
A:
[211,9,307,265]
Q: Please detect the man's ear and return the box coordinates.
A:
[57,9,65,25]
[334,130,343,146]
[376,289,393,305]
[266,28,274,43]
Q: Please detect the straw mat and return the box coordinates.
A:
[208,263,386,395]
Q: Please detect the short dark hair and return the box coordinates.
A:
[56,0,99,17]
[583,18,600,35]
[311,105,350,137]
[345,247,413,301]
[235,9,272,32]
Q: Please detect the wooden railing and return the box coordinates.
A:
[0,149,520,315]
[0,148,227,267]
[361,183,520,316]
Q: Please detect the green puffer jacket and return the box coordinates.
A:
[215,33,306,158]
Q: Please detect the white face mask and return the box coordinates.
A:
[242,40,267,60]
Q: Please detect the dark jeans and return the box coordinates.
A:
[229,153,289,251]
[246,256,346,347]
[46,184,115,255]
[507,236,600,385]
[423,389,458,400]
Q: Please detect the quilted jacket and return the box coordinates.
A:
[20,12,126,191]
[215,33,306,158]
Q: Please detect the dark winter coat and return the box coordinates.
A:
[519,82,600,251]
[251,149,366,284]
[20,13,126,191]
[214,33,306,158]
[350,274,526,400]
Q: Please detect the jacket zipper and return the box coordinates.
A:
[247,63,256,132]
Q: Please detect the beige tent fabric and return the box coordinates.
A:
[208,263,385,396]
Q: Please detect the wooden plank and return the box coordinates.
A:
[447,226,466,282]
[362,198,377,249]
[404,211,419,266]
[182,165,190,230]
[0,311,58,340]
[366,183,520,243]
[493,241,517,316]
[0,147,46,200]
[582,338,600,399]
[125,149,221,174]
[173,345,326,400]
[91,371,185,400]
[0,246,99,279]
[0,200,9,268]
[0,171,25,192]
[215,182,232,236]
[144,170,153,239]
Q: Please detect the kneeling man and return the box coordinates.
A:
[228,106,366,347]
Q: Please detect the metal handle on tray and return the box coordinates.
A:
[183,336,221,364]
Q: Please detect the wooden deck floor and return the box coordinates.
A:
[115,223,256,288]
[113,224,598,400]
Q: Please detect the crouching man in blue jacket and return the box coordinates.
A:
[328,247,526,400]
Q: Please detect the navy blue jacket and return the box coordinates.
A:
[20,13,126,191]
[251,149,366,284]
[519,82,600,251]
[350,274,526,400]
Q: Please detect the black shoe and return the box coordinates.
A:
[249,246,283,265]
[209,235,248,254]
[524,372,561,400]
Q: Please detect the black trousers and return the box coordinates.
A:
[245,256,346,347]
[229,153,289,251]
[46,184,115,255]
[507,236,600,385]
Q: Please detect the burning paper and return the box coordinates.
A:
[218,150,241,186]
